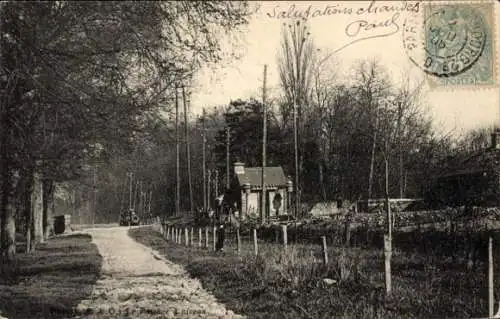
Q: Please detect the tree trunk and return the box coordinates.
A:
[319,162,327,202]
[23,167,35,253]
[33,173,44,244]
[0,166,17,262]
[42,179,55,241]
[368,113,379,200]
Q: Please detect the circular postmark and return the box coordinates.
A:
[403,5,487,77]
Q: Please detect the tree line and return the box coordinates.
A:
[0,1,251,261]
[1,4,492,264]
[91,20,495,225]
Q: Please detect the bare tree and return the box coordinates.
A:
[351,60,391,200]
[277,19,316,214]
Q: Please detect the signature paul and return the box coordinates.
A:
[335,12,400,53]
[346,12,400,37]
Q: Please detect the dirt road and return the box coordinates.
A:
[73,226,243,319]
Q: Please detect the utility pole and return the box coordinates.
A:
[293,90,299,219]
[175,85,180,217]
[385,138,392,241]
[128,171,133,227]
[202,109,207,212]
[133,180,139,212]
[398,101,403,199]
[226,127,230,190]
[261,64,267,224]
[128,172,133,210]
[73,189,77,225]
[183,86,194,214]
[92,165,97,227]
[207,169,212,210]
[215,169,219,199]
[148,189,152,219]
[139,181,143,220]
[119,177,125,214]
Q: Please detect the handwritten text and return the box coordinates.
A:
[266,1,420,20]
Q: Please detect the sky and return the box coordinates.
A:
[190,1,500,138]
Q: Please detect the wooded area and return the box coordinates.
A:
[0,1,251,261]
[0,2,494,264]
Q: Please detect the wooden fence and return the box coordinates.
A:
[152,221,499,316]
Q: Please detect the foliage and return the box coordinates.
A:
[0,1,251,257]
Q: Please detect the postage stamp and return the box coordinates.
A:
[402,1,497,87]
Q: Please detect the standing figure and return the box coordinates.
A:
[215,221,226,252]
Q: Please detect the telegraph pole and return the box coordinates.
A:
[398,101,403,199]
[139,181,143,220]
[226,127,230,190]
[133,180,139,212]
[73,189,78,225]
[183,86,194,214]
[202,109,207,212]
[128,171,133,227]
[92,165,97,227]
[293,90,299,219]
[128,172,133,210]
[119,177,125,214]
[148,189,152,220]
[261,65,267,224]
[215,169,219,198]
[207,169,212,210]
[175,86,180,217]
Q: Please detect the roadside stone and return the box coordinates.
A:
[323,278,337,285]
[117,292,133,302]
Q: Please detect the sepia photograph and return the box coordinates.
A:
[0,1,499,318]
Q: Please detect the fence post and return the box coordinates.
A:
[321,235,328,265]
[190,227,194,247]
[282,225,288,253]
[198,228,202,247]
[213,226,217,251]
[205,227,209,248]
[185,227,189,247]
[237,227,241,255]
[384,234,392,295]
[489,237,494,318]
[166,226,170,241]
[253,229,258,256]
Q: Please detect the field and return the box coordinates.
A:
[0,233,102,319]
[131,215,500,318]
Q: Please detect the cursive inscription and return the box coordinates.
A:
[266,1,420,20]
[266,1,421,54]
[345,12,400,38]
[333,13,401,53]
[267,4,353,19]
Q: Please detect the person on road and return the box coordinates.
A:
[215,220,226,252]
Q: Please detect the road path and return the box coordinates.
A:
[73,226,243,319]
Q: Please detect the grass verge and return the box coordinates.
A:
[130,226,495,319]
[0,233,102,319]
